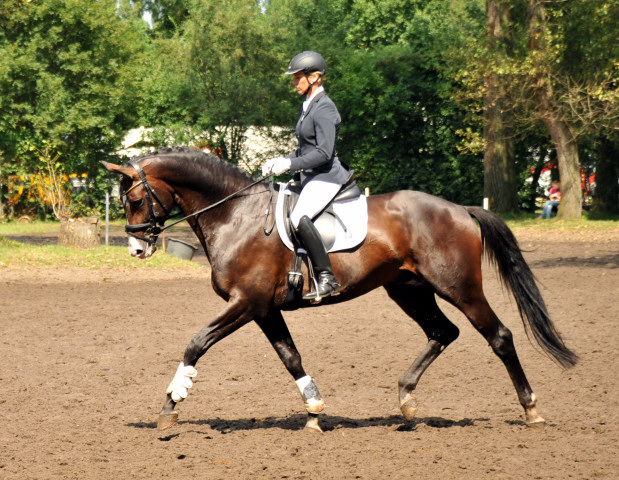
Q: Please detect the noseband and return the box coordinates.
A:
[122,160,275,247]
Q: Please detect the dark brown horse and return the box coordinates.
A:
[103,147,577,432]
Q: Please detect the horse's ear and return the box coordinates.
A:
[101,160,134,178]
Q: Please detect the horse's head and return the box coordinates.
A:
[102,159,174,259]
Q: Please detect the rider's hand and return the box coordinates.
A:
[262,158,276,176]
[271,157,291,176]
[262,157,291,176]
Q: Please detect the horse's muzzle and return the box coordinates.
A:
[128,236,156,258]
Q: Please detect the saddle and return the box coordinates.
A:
[275,174,368,310]
[284,177,361,249]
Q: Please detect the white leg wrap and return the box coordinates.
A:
[295,375,324,414]
[166,362,197,403]
[295,375,313,393]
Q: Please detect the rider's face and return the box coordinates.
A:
[292,71,320,96]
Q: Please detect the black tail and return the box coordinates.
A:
[466,206,578,369]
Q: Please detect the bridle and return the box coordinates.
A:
[122,160,172,246]
[122,159,275,246]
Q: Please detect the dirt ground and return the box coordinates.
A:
[0,228,617,479]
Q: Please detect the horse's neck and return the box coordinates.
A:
[168,162,247,214]
[160,157,263,253]
[176,181,260,252]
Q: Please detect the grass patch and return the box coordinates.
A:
[0,220,200,269]
[504,216,618,233]
[0,220,63,235]
[0,240,201,270]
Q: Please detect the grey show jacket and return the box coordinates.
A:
[287,91,349,185]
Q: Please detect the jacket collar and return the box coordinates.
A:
[299,90,326,122]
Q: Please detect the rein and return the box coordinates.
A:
[162,173,275,234]
[124,159,275,245]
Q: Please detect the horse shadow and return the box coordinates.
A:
[528,252,619,269]
[127,414,493,439]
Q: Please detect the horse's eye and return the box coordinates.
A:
[130,198,144,210]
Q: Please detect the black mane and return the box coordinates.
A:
[139,146,257,195]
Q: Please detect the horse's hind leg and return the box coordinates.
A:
[459,294,544,425]
[255,311,324,432]
[385,283,460,422]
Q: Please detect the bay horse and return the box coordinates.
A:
[102,147,577,432]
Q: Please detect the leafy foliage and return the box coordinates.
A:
[331,46,482,201]
[0,0,616,219]
[0,0,147,218]
[328,1,484,200]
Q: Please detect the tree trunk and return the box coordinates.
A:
[484,0,518,213]
[525,155,546,212]
[0,175,4,219]
[58,216,101,249]
[593,134,619,214]
[484,75,518,212]
[528,0,582,219]
[532,77,582,218]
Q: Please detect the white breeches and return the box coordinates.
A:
[290,180,342,229]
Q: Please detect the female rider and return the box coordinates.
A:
[262,51,350,300]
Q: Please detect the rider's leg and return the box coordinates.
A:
[290,180,342,228]
[295,216,340,299]
[291,180,342,300]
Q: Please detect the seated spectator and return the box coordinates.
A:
[537,180,561,219]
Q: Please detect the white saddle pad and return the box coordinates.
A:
[275,183,368,252]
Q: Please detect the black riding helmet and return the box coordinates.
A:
[285,51,326,95]
[285,51,326,76]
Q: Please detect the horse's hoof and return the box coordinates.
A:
[525,403,545,428]
[400,395,418,422]
[304,414,323,433]
[157,411,179,430]
[525,415,546,429]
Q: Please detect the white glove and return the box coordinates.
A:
[262,157,291,176]
[261,158,275,176]
[272,157,291,175]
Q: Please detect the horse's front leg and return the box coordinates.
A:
[158,297,253,430]
[255,312,324,432]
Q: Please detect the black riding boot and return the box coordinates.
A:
[295,216,340,301]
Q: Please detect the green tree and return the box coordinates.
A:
[329,0,484,202]
[137,0,292,162]
[0,0,147,211]
[527,0,583,219]
[446,0,617,216]
[264,0,350,60]
[557,0,618,214]
[511,0,617,217]
[141,0,190,36]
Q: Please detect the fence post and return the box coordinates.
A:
[105,192,110,246]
